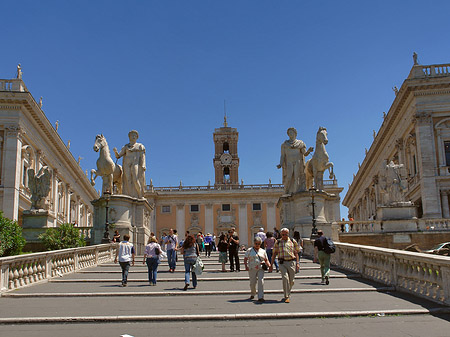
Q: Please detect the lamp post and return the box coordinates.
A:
[310,188,319,239]
[102,190,111,243]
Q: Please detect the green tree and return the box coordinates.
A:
[0,212,26,257]
[38,223,86,251]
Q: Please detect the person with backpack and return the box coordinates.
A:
[313,229,333,285]
[143,236,162,286]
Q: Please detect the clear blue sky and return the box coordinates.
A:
[3,1,450,218]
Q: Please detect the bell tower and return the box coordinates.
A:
[213,115,239,187]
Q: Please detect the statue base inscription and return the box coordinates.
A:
[91,195,154,255]
[277,190,340,238]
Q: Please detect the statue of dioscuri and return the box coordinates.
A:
[306,127,334,191]
[91,134,123,195]
[277,127,313,194]
[113,130,146,199]
[28,166,51,210]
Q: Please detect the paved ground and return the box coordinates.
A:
[1,252,450,336]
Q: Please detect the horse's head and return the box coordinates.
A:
[93,134,106,152]
[317,127,328,145]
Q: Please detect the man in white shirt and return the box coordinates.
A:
[114,234,135,286]
[164,228,179,272]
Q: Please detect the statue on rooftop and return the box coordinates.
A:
[16,64,22,79]
[278,127,313,194]
[114,130,146,198]
[413,52,418,65]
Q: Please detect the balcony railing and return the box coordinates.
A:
[147,180,337,193]
[0,79,27,92]
[410,64,450,79]
[334,218,450,234]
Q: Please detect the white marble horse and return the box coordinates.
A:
[90,134,123,195]
[305,127,334,191]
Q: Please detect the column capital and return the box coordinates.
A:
[5,124,23,138]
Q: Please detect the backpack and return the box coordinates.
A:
[323,237,336,254]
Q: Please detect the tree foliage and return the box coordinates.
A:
[0,212,26,257]
[39,223,86,251]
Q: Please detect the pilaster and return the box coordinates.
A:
[205,203,214,235]
[176,204,185,236]
[238,203,248,246]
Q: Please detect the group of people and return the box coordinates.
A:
[114,227,332,303]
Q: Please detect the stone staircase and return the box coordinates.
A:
[1,251,450,336]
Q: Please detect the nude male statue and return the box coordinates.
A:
[277,127,313,194]
[113,130,146,198]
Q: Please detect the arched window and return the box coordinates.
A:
[223,142,229,153]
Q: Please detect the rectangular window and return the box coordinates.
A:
[190,204,199,213]
[445,141,450,166]
[161,205,171,213]
[222,204,231,211]
[253,203,262,211]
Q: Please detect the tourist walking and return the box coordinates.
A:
[244,237,270,302]
[143,236,162,285]
[196,232,204,252]
[114,234,135,287]
[264,232,279,272]
[177,235,199,290]
[204,233,213,257]
[112,230,121,243]
[273,227,281,240]
[217,234,228,272]
[293,231,304,260]
[164,229,178,272]
[255,227,266,248]
[228,228,240,272]
[269,228,300,303]
[314,230,331,285]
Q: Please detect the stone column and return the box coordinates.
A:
[75,196,81,225]
[205,203,214,235]
[238,203,248,246]
[176,204,185,236]
[415,112,441,218]
[65,184,71,223]
[442,191,450,219]
[2,125,23,220]
[267,202,276,229]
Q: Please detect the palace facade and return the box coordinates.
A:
[343,61,450,221]
[0,77,97,228]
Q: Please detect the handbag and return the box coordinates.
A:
[193,256,204,275]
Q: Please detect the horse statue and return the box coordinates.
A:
[91,134,123,195]
[305,127,334,191]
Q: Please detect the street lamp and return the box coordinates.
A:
[309,188,319,239]
[102,190,111,243]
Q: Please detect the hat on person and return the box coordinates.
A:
[259,227,264,231]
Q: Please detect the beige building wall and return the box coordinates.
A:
[343,62,450,221]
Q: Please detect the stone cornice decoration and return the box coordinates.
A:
[176,203,185,210]
[415,111,433,125]
[5,123,23,138]
[413,89,450,97]
[395,138,404,150]
[435,118,450,130]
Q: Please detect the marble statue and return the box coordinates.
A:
[277,127,313,194]
[16,64,22,79]
[305,127,334,191]
[380,160,410,206]
[39,96,43,107]
[393,86,399,95]
[413,52,418,65]
[55,120,59,131]
[28,166,51,210]
[113,130,146,198]
[91,134,123,195]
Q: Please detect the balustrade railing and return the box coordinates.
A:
[335,218,450,234]
[0,244,116,293]
[0,79,27,92]
[303,240,450,306]
[411,64,450,79]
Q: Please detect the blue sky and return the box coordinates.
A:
[3,1,450,217]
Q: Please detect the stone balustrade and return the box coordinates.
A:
[75,226,93,239]
[334,218,450,234]
[0,244,116,293]
[0,79,27,92]
[303,239,450,305]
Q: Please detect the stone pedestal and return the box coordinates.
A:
[277,190,340,238]
[377,203,418,231]
[91,195,154,255]
[22,210,53,242]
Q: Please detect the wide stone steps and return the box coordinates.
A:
[1,254,449,336]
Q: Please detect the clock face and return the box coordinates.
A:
[220,153,232,165]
